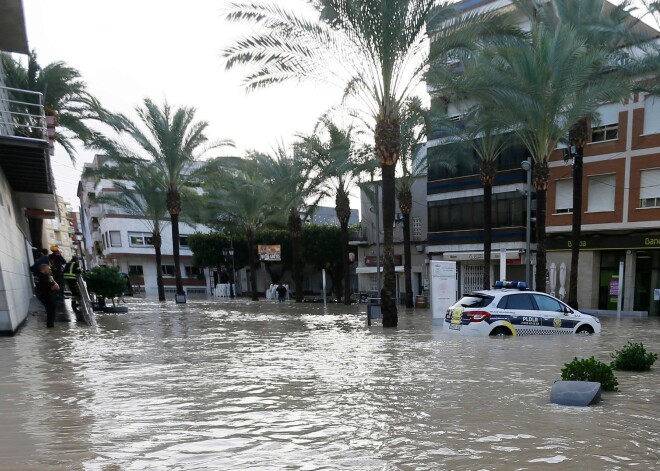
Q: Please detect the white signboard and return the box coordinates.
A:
[430,260,457,326]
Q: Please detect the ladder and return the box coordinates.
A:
[75,276,97,327]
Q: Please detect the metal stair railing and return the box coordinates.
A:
[76,276,97,327]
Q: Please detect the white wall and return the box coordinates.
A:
[0,168,35,333]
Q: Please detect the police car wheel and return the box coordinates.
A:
[575,325,593,335]
[490,327,511,337]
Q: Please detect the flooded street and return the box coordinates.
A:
[0,299,658,470]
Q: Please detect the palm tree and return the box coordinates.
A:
[254,143,325,303]
[92,98,231,299]
[86,161,170,301]
[0,50,107,162]
[203,155,283,301]
[395,98,428,306]
[223,0,518,327]
[462,22,628,292]
[301,115,370,305]
[515,0,659,308]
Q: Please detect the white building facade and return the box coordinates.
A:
[79,156,211,298]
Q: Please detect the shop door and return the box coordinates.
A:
[461,263,484,295]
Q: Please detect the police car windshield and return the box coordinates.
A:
[458,294,494,308]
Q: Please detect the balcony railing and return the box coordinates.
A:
[0,85,46,141]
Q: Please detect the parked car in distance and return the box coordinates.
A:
[444,281,601,337]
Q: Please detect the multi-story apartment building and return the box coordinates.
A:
[546,95,660,315]
[0,0,58,334]
[78,155,210,297]
[41,195,74,258]
[426,0,660,313]
[353,176,428,301]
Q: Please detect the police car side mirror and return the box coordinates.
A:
[563,306,572,315]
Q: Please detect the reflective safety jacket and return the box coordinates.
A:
[63,260,81,280]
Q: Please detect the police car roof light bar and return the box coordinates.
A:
[494,280,528,290]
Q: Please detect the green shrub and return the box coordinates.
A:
[561,356,619,392]
[83,266,127,306]
[610,342,658,372]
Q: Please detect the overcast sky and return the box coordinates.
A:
[21,0,347,208]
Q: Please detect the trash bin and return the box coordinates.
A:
[415,295,428,308]
[367,298,382,326]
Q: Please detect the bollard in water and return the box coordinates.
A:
[550,381,602,407]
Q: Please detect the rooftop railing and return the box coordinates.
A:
[0,85,47,141]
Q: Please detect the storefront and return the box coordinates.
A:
[548,233,660,315]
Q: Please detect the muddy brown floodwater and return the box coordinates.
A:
[0,298,658,470]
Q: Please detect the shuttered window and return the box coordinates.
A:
[644,96,660,135]
[555,179,573,214]
[587,174,616,212]
[640,168,660,208]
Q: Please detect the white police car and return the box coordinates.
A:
[444,281,601,337]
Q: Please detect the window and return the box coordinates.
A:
[428,192,523,233]
[644,95,660,135]
[640,168,660,208]
[587,174,616,212]
[63,248,70,258]
[591,103,619,142]
[498,293,535,310]
[532,294,564,313]
[161,265,176,276]
[128,265,144,276]
[370,274,378,292]
[185,266,202,278]
[109,230,122,247]
[179,235,189,248]
[555,179,573,214]
[49,232,55,241]
[412,216,422,241]
[128,232,154,247]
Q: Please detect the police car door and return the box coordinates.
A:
[531,293,573,334]
[498,293,541,335]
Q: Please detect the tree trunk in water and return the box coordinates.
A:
[398,188,414,308]
[380,163,398,326]
[170,212,184,297]
[568,151,582,308]
[483,182,493,289]
[336,190,352,305]
[167,188,184,297]
[402,213,413,308]
[568,119,587,309]
[153,233,165,301]
[534,162,549,293]
[247,231,258,301]
[288,210,304,303]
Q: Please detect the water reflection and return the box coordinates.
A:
[0,300,658,470]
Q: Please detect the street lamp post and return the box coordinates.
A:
[223,243,235,298]
[521,160,532,287]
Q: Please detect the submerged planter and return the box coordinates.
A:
[550,381,602,407]
[102,306,129,313]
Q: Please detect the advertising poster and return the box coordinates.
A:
[430,260,457,326]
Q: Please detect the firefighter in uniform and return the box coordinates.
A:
[63,255,83,315]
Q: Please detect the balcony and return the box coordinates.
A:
[348,227,369,246]
[0,85,55,210]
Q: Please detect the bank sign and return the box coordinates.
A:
[258,244,281,261]
[547,234,660,251]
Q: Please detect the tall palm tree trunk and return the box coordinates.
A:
[381,162,398,326]
[167,188,184,297]
[336,191,352,305]
[402,213,413,308]
[288,210,304,303]
[534,163,549,293]
[170,212,184,297]
[247,231,259,301]
[153,234,166,301]
[482,180,493,289]
[568,146,583,309]
[399,189,414,308]
[568,119,588,309]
